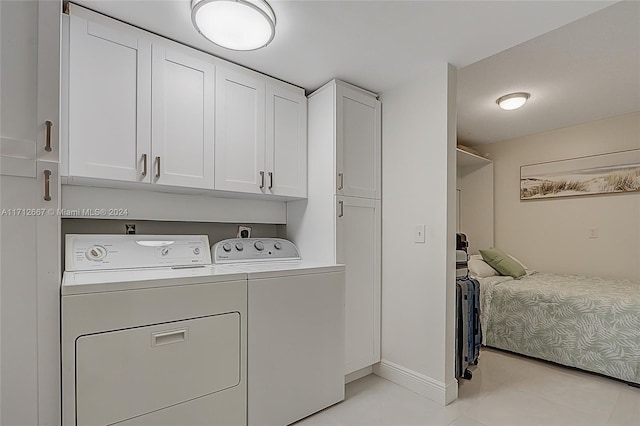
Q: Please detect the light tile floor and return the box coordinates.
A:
[297,348,640,426]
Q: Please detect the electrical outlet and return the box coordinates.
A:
[588,227,598,239]
[237,226,252,238]
[414,224,426,243]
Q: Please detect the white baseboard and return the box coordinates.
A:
[345,366,373,384]
[373,360,458,405]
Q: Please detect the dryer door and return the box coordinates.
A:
[75,313,240,426]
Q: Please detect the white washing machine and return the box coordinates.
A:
[62,235,247,426]
[212,238,346,426]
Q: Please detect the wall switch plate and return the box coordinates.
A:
[414,224,426,243]
[588,227,598,239]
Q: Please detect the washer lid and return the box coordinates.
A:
[65,235,211,272]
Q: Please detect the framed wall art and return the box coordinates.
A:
[520,149,640,200]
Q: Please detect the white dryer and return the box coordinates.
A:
[62,235,247,426]
[212,238,346,426]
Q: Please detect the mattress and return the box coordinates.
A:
[479,272,640,384]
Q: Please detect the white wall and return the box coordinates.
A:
[61,186,287,224]
[375,63,457,404]
[480,112,640,281]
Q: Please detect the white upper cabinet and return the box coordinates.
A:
[68,13,151,183]
[68,12,214,190]
[336,83,381,199]
[266,84,307,198]
[65,5,306,198]
[216,65,307,198]
[152,45,214,190]
[215,67,266,194]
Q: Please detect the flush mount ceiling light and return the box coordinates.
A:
[496,92,530,110]
[191,0,276,51]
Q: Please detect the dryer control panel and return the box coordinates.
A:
[66,235,211,271]
[212,238,300,263]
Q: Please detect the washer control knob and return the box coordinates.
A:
[254,241,264,251]
[193,247,200,255]
[274,241,283,250]
[222,243,232,252]
[235,242,244,251]
[161,247,170,256]
[85,245,107,261]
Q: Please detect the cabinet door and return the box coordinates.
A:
[336,196,381,374]
[215,67,265,194]
[152,45,214,189]
[0,175,38,426]
[36,160,61,426]
[1,0,38,176]
[68,14,151,182]
[336,84,381,199]
[265,84,307,198]
[36,0,60,162]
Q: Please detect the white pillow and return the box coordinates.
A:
[468,255,499,278]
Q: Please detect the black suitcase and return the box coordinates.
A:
[465,277,482,366]
[455,276,481,380]
[455,279,471,379]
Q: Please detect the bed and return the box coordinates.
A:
[477,271,640,385]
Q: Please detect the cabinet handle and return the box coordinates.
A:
[141,154,148,177]
[259,171,265,189]
[268,171,273,189]
[338,200,344,218]
[43,170,52,201]
[44,120,53,152]
[152,329,187,347]
[337,173,344,190]
[155,156,161,179]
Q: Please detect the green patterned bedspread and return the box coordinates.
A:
[479,272,640,384]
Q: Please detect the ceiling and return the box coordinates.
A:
[457,0,640,145]
[70,0,638,145]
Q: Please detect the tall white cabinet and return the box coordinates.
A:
[0,1,61,425]
[288,80,381,376]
